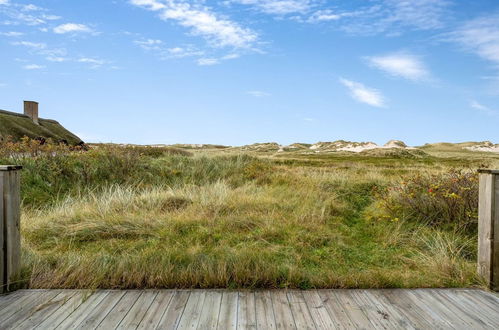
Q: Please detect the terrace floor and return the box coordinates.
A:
[0,289,498,329]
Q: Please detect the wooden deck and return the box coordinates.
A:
[0,289,498,329]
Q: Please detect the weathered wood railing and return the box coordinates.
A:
[478,169,499,291]
[1,165,22,294]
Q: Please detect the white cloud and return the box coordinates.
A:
[78,57,106,68]
[450,13,499,65]
[470,100,496,115]
[1,31,23,37]
[11,40,47,49]
[308,10,342,23]
[46,56,67,62]
[23,64,44,70]
[340,78,386,108]
[130,0,258,49]
[247,90,270,97]
[197,58,219,66]
[366,53,430,81]
[53,23,93,34]
[0,2,60,26]
[340,0,451,35]
[229,0,313,15]
[134,39,163,51]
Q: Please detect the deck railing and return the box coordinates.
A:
[478,169,499,291]
[0,165,22,294]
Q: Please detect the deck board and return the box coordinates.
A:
[0,289,497,329]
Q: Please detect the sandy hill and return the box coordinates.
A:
[0,109,82,145]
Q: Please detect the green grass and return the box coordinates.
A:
[5,143,487,290]
[0,110,82,144]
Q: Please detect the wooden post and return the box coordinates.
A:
[478,169,499,291]
[0,165,22,294]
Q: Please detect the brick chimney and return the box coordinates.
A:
[24,101,39,125]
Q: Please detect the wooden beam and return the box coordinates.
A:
[478,169,499,291]
[1,165,22,294]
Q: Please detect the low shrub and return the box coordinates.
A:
[370,169,478,232]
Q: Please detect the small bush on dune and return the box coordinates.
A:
[370,170,478,233]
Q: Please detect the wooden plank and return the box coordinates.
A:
[217,291,238,330]
[13,291,76,329]
[428,289,491,328]
[317,290,355,329]
[399,289,456,328]
[4,171,21,291]
[452,290,499,322]
[0,290,54,321]
[365,290,421,329]
[0,172,4,294]
[434,289,498,328]
[348,290,399,329]
[177,291,206,329]
[302,291,337,330]
[494,175,499,291]
[137,290,175,329]
[57,291,110,329]
[271,291,296,329]
[156,290,190,329]
[328,290,373,329]
[0,290,35,311]
[286,291,315,329]
[237,291,256,329]
[74,290,126,329]
[95,291,142,329]
[479,173,494,285]
[35,291,88,329]
[117,290,157,329]
[255,291,276,330]
[408,289,476,328]
[0,290,61,328]
[197,290,223,329]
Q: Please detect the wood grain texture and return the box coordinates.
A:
[0,289,497,329]
[479,173,494,285]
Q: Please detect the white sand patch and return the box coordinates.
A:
[465,143,499,153]
[337,142,379,153]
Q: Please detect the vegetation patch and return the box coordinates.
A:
[1,140,492,289]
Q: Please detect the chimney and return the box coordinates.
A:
[24,101,39,125]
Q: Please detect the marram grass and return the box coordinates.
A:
[17,151,480,289]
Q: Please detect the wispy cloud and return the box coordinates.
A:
[307,10,343,23]
[340,78,386,108]
[53,23,94,34]
[470,100,497,115]
[228,0,313,15]
[449,13,499,66]
[340,0,451,36]
[134,39,163,51]
[11,40,47,49]
[134,38,205,60]
[23,64,45,70]
[197,58,219,66]
[246,90,270,97]
[0,31,23,36]
[130,0,258,49]
[0,1,61,26]
[365,53,430,81]
[77,57,106,68]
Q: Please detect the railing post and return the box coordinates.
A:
[1,165,22,294]
[478,169,499,291]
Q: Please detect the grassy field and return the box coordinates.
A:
[3,140,498,290]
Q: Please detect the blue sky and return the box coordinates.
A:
[1,0,499,146]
